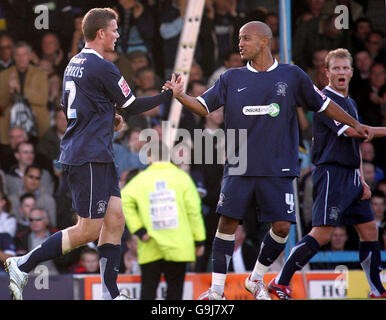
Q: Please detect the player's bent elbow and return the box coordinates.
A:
[194,101,209,116]
[199,108,209,117]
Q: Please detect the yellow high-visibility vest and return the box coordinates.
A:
[121,162,206,265]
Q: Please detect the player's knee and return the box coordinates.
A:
[309,226,333,246]
[273,229,290,239]
[81,222,102,243]
[217,216,239,234]
[71,228,99,245]
[114,214,126,233]
[71,218,102,245]
[354,220,379,242]
[82,227,101,243]
[360,225,378,241]
[104,211,125,234]
[271,221,291,238]
[318,235,331,247]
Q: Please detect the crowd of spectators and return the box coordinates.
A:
[0,0,385,276]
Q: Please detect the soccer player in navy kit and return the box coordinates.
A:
[4,8,181,300]
[269,49,386,299]
[164,22,372,300]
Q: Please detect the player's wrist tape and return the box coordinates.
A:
[121,89,173,116]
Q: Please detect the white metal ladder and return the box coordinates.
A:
[164,0,206,151]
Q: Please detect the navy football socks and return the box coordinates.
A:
[98,243,121,300]
[251,230,287,281]
[18,231,63,273]
[276,235,320,286]
[258,231,287,266]
[211,236,235,295]
[359,241,385,296]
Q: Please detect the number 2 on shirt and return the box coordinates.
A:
[65,80,77,119]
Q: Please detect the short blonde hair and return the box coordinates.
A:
[325,48,353,70]
[82,8,118,41]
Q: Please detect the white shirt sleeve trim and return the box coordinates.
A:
[197,96,210,114]
[337,125,350,136]
[121,95,136,108]
[317,97,331,113]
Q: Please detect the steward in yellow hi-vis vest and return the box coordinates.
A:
[121,160,206,299]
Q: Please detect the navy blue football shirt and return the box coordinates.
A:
[197,60,330,176]
[311,85,360,168]
[59,48,136,165]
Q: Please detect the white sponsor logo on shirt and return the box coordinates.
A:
[242,103,280,117]
[118,76,131,97]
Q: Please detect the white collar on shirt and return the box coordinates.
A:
[247,59,278,73]
[325,85,347,98]
[81,48,104,59]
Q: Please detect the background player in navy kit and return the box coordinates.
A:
[5,8,181,300]
[164,21,372,300]
[269,48,386,299]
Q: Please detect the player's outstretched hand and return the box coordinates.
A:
[362,125,374,142]
[162,73,184,98]
[354,123,374,142]
[114,113,124,132]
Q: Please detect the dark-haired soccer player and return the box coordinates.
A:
[269,48,386,299]
[164,21,372,300]
[5,7,181,300]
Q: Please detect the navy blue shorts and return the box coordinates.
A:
[63,162,121,219]
[216,175,297,223]
[312,165,374,226]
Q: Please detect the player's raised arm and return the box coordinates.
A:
[322,99,373,141]
[162,79,209,116]
[176,92,209,116]
[345,124,386,139]
[119,73,183,116]
[364,126,386,137]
